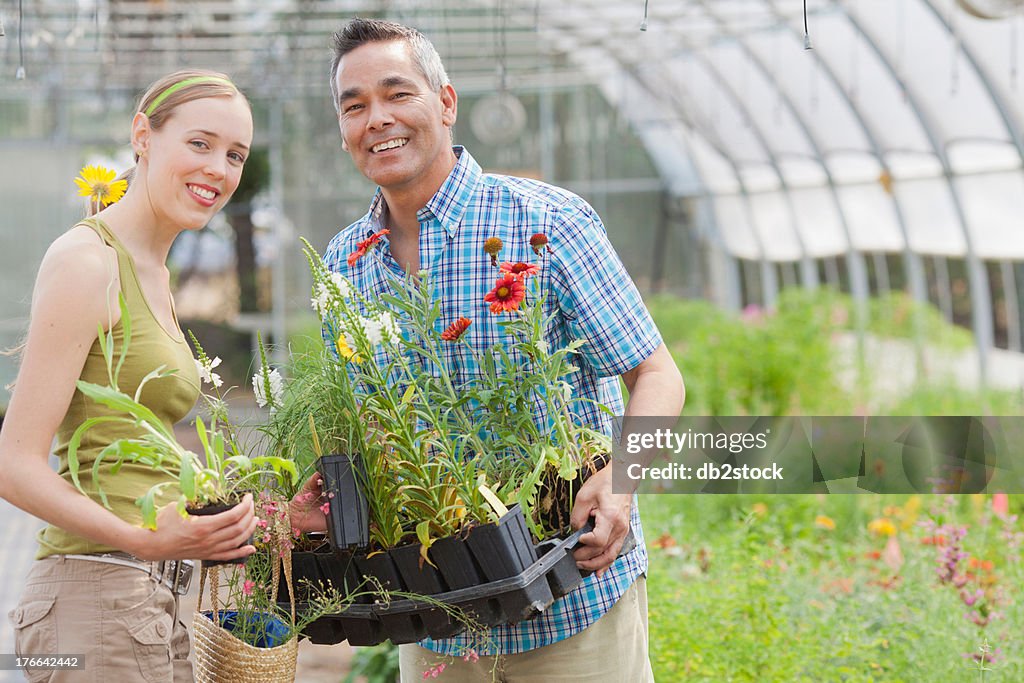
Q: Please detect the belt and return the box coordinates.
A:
[62,552,194,596]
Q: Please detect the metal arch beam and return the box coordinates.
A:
[624,59,780,306]
[683,47,819,292]
[528,24,747,307]
[472,0,742,303]
[841,1,995,384]
[691,2,869,308]
[760,0,928,313]
[919,0,1024,161]
[605,61,750,308]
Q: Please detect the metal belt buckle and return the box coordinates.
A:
[170,560,194,595]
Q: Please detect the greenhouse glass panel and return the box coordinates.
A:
[955,172,1024,259]
[748,191,803,261]
[789,186,847,258]
[835,185,905,253]
[714,194,761,260]
[897,178,967,256]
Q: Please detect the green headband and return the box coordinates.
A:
[144,76,236,116]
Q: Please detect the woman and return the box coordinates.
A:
[0,70,258,682]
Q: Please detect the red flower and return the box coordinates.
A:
[529,232,549,255]
[499,261,541,279]
[347,229,390,266]
[441,317,472,341]
[484,275,526,313]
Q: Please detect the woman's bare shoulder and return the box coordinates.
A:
[33,224,120,321]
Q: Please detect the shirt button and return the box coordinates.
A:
[156,622,167,638]
[13,608,23,622]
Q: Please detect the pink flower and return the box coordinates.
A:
[993,493,1009,518]
[320,501,331,515]
[242,580,256,596]
[462,649,479,663]
[256,519,269,529]
[262,533,272,544]
[423,662,446,679]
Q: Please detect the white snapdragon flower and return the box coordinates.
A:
[311,274,353,320]
[253,368,284,409]
[379,311,402,343]
[328,272,352,299]
[195,356,223,388]
[361,316,384,347]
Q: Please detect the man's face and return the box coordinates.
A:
[335,40,457,196]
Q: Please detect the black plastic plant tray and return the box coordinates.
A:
[285,525,591,646]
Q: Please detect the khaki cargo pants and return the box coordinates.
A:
[399,576,655,683]
[9,555,191,682]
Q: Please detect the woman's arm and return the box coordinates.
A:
[0,230,256,561]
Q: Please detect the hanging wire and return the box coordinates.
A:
[641,0,650,32]
[16,0,26,79]
[803,0,813,49]
[1012,14,1019,91]
[949,0,960,96]
[497,0,508,93]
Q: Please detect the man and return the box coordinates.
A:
[322,18,684,682]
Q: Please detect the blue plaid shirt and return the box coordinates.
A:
[323,147,662,656]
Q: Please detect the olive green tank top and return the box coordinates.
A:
[36,218,201,558]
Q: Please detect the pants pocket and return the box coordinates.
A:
[127,607,175,683]
[10,595,57,683]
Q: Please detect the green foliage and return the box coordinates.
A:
[641,494,1024,681]
[648,287,991,417]
[265,239,606,550]
[343,643,399,683]
[648,289,847,415]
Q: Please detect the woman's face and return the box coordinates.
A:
[136,94,254,230]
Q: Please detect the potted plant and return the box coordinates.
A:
[259,234,605,610]
[191,493,358,681]
[66,299,298,540]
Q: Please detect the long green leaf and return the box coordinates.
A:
[114,291,132,386]
[179,453,196,500]
[75,381,169,437]
[66,416,124,495]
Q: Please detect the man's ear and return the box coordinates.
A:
[440,84,458,127]
[131,112,151,158]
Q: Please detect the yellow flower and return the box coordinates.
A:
[868,517,897,537]
[74,164,127,207]
[814,515,836,530]
[335,337,362,363]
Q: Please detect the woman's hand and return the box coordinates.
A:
[132,493,259,562]
[289,472,328,533]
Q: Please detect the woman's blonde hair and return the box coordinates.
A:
[83,69,249,219]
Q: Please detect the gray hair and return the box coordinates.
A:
[329,18,450,112]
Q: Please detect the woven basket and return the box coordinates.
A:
[192,508,297,683]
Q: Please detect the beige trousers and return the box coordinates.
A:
[399,576,654,683]
[9,555,191,683]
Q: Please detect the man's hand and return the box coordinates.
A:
[289,472,328,533]
[569,464,632,577]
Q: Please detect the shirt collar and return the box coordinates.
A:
[363,146,481,238]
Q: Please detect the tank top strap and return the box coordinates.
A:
[76,217,149,317]
[77,216,124,253]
